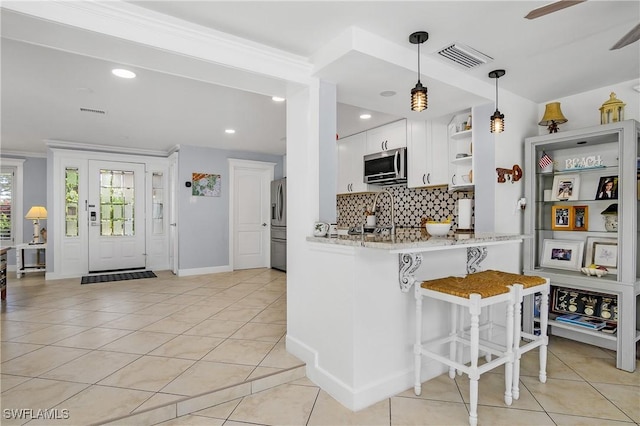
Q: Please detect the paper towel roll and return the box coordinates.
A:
[458,199,472,230]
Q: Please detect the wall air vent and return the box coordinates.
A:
[437,43,493,69]
[79,107,106,115]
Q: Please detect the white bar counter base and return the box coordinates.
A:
[286,229,524,411]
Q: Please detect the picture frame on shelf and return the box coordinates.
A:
[552,174,580,201]
[540,239,584,271]
[585,236,618,272]
[572,205,588,231]
[594,175,618,200]
[551,205,573,230]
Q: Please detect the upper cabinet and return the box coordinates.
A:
[337,132,371,194]
[407,120,448,188]
[365,120,407,154]
[523,119,639,372]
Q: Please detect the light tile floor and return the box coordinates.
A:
[2,269,639,425]
[1,268,301,425]
[166,339,639,426]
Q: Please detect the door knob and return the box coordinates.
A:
[262,223,267,226]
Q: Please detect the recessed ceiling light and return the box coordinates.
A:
[225,129,236,134]
[112,68,136,79]
[360,114,372,119]
[380,91,396,97]
[272,96,285,102]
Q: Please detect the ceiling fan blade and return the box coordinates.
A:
[525,0,586,20]
[610,23,640,50]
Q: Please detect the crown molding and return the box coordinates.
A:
[2,0,313,85]
[45,140,170,158]
[0,151,46,159]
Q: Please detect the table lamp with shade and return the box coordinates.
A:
[25,206,47,244]
[539,102,568,133]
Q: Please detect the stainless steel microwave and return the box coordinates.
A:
[363,147,407,185]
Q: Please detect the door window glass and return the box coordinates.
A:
[100,169,135,236]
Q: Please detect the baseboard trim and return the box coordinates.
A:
[177,265,232,277]
[286,334,443,411]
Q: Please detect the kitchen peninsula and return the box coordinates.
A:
[286,230,524,411]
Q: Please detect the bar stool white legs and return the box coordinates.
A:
[414,280,517,426]
[512,279,550,400]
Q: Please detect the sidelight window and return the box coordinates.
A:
[65,168,79,237]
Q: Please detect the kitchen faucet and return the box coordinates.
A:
[371,189,396,236]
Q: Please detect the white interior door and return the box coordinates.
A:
[231,161,273,270]
[88,160,146,272]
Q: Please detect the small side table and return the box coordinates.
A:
[16,243,46,278]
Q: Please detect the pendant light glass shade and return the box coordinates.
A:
[490,110,505,133]
[411,81,428,112]
[488,69,506,133]
[409,31,429,112]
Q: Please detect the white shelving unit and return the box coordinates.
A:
[523,119,639,372]
[448,119,474,192]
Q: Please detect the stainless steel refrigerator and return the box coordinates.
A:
[270,178,286,271]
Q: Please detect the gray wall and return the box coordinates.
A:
[22,157,47,243]
[177,145,284,270]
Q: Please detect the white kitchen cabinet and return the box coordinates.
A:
[523,119,639,372]
[407,120,448,188]
[365,119,407,154]
[337,132,372,194]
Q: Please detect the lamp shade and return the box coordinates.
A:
[539,102,568,125]
[539,102,568,133]
[25,206,47,220]
[411,82,428,112]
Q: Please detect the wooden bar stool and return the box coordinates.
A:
[414,274,519,426]
[465,270,550,399]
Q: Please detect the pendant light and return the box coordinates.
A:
[488,69,505,133]
[409,31,429,112]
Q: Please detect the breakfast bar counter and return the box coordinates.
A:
[287,230,524,411]
[306,229,523,252]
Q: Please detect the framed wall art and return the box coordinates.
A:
[551,205,573,230]
[594,175,618,200]
[552,174,580,201]
[572,205,588,231]
[585,236,618,272]
[540,239,584,271]
[191,173,221,197]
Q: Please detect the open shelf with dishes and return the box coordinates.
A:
[448,110,474,192]
[523,119,639,372]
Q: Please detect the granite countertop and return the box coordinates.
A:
[306,228,525,253]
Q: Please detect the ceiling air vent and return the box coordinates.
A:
[80,107,107,115]
[437,43,493,69]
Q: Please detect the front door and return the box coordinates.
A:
[88,160,146,272]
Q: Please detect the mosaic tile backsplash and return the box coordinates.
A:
[337,186,474,231]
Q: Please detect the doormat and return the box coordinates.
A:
[81,271,156,285]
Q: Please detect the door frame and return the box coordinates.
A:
[228,158,275,270]
[49,147,171,280]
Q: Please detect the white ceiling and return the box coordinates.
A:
[1,1,638,156]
